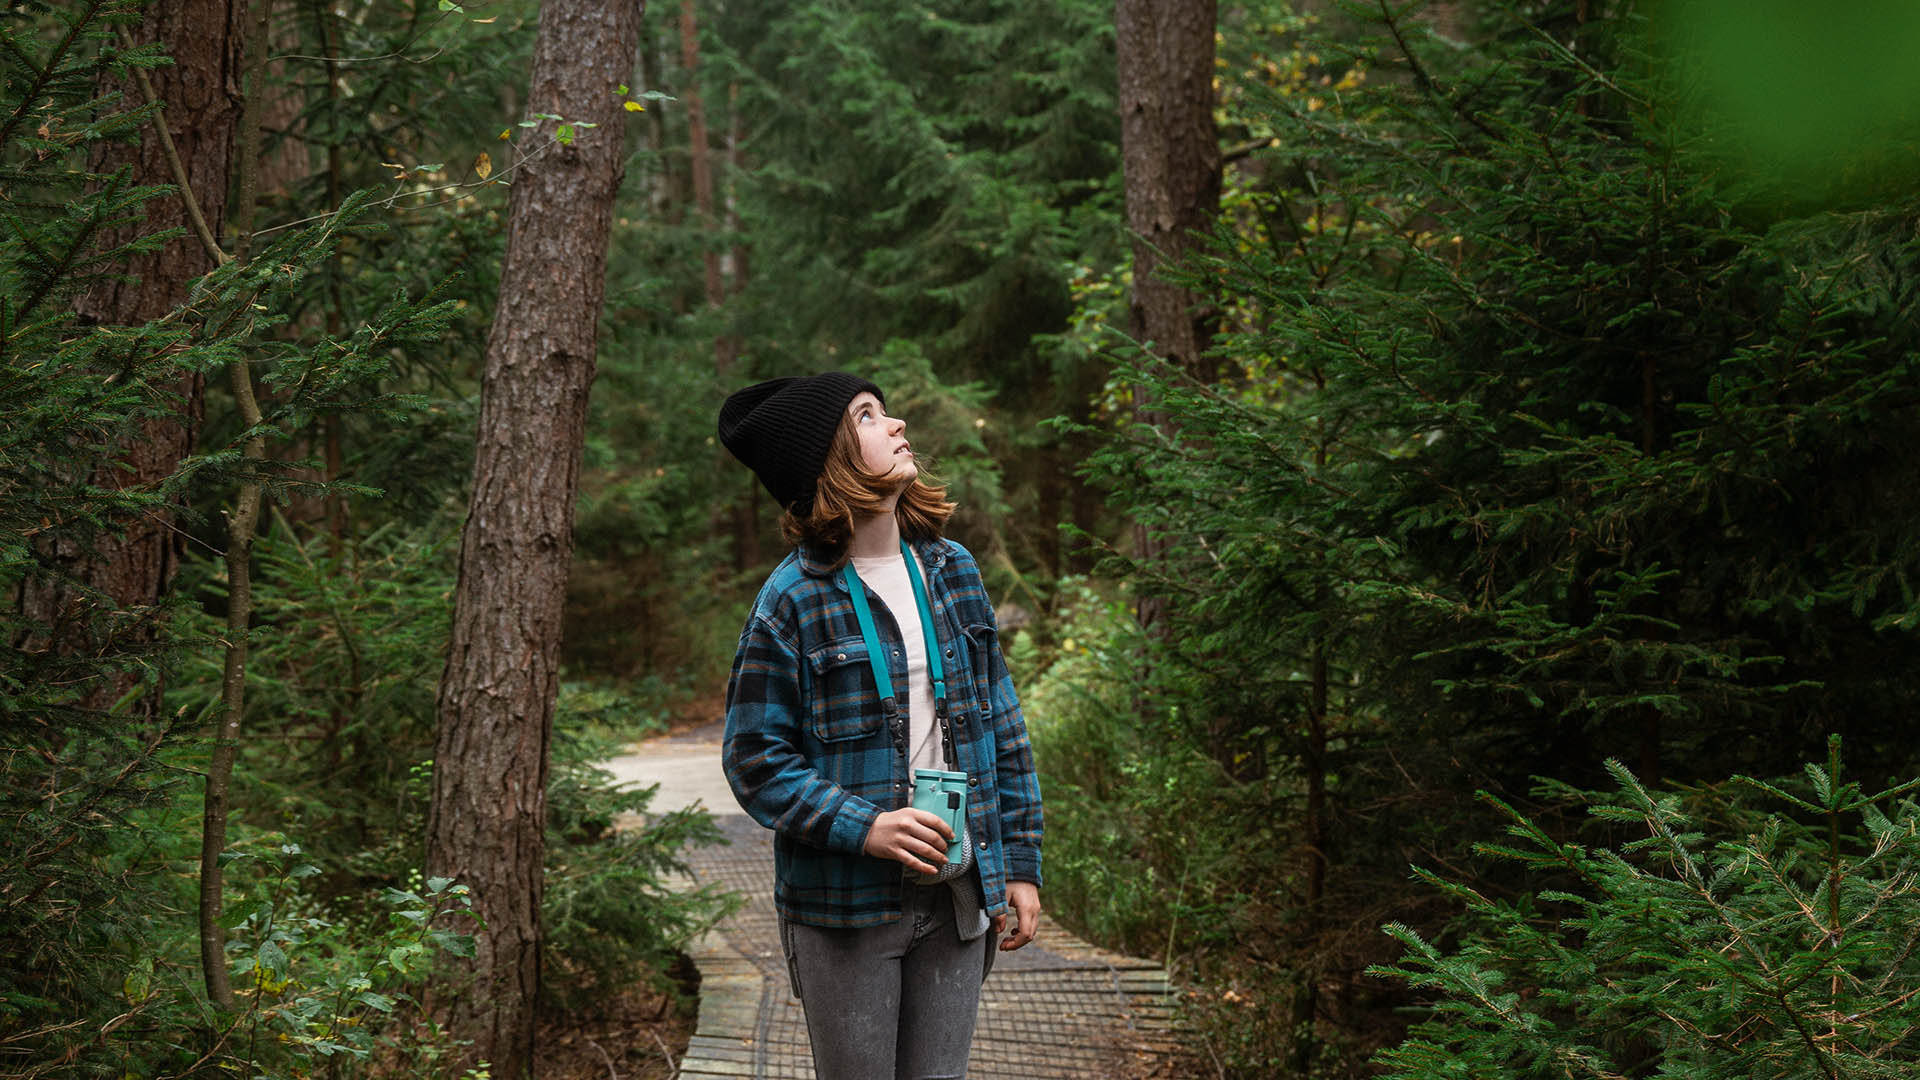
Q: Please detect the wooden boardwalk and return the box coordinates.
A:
[668,814,1179,1079]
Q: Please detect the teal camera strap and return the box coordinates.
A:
[841,538,954,767]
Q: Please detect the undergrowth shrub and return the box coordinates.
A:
[542,742,738,1012]
[1022,580,1358,1074]
[1375,738,1920,1079]
[213,840,483,1080]
[165,516,735,1053]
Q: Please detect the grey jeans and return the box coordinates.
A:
[781,881,996,1080]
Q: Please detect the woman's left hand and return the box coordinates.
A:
[993,881,1041,951]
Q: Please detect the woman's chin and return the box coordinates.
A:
[889,461,919,488]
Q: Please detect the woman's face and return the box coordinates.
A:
[846,391,917,490]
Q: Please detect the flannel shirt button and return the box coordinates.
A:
[835,652,846,661]
[968,777,979,787]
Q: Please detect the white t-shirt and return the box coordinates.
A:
[848,548,942,775]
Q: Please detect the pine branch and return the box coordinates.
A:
[112,26,227,266]
[0,0,116,153]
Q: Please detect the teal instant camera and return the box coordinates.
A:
[910,768,968,865]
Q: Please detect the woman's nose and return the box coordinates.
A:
[886,415,905,435]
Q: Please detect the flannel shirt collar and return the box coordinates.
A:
[796,536,952,580]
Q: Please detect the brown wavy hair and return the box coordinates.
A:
[782,412,955,565]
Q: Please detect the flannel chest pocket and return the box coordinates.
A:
[805,636,885,742]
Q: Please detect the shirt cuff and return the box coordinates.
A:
[1004,844,1042,888]
[827,794,881,854]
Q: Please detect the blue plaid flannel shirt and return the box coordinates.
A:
[722,537,1044,929]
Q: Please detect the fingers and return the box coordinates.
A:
[889,832,943,875]
[1001,883,1041,951]
[890,809,953,849]
[862,808,951,874]
[908,807,956,843]
[893,812,948,871]
[1001,917,1036,950]
[903,846,940,875]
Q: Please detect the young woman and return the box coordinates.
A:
[717,371,1043,1079]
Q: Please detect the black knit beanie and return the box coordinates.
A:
[718,372,884,513]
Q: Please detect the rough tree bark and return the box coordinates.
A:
[1116,0,1220,633]
[425,1,643,1075]
[1117,0,1221,376]
[22,0,243,712]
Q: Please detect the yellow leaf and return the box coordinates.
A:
[498,129,511,140]
[623,101,645,112]
[473,151,492,180]
[471,15,495,22]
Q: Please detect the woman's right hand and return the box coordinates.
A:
[862,808,953,875]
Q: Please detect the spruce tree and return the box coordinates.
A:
[1063,0,1920,1070]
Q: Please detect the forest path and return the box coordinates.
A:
[603,721,1181,1079]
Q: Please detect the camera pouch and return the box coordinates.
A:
[910,767,973,884]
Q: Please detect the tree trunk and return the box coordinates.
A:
[638,20,673,222]
[425,0,643,1075]
[680,0,723,319]
[24,0,243,713]
[79,0,242,323]
[1117,0,1221,376]
[197,0,271,1010]
[1116,0,1220,635]
[720,78,748,371]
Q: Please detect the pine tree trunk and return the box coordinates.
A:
[1117,0,1221,376]
[680,0,723,318]
[425,0,643,1074]
[23,0,243,713]
[1116,0,1220,635]
[638,22,673,223]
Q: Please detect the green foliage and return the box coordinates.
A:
[574,0,1126,678]
[1657,2,1920,212]
[1374,739,1920,1079]
[566,353,746,689]
[168,507,735,1022]
[706,0,1118,368]
[1060,0,1920,1071]
[1,0,197,716]
[0,6,239,1073]
[168,515,456,890]
[542,747,738,1011]
[213,842,482,1079]
[1024,581,1205,957]
[1024,577,1371,1076]
[1,2,725,1074]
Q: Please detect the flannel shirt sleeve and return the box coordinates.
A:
[722,609,882,855]
[985,611,1044,887]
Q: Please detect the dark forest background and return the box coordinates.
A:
[10,0,1920,1077]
